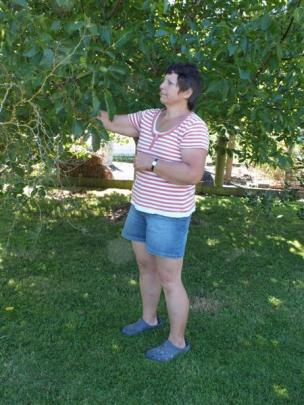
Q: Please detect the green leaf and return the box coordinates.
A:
[240,38,248,52]
[72,121,83,138]
[87,23,98,36]
[138,37,149,56]
[105,51,115,59]
[169,34,177,46]
[201,19,211,28]
[108,66,127,75]
[181,44,187,54]
[104,90,116,121]
[276,45,282,61]
[100,26,111,45]
[14,165,25,177]
[92,132,101,152]
[220,81,229,100]
[65,21,84,34]
[293,8,302,23]
[12,0,28,8]
[228,104,239,116]
[55,0,74,11]
[92,92,101,116]
[260,15,270,31]
[155,29,169,37]
[99,124,109,142]
[228,44,237,56]
[51,21,61,31]
[115,31,133,49]
[239,69,250,81]
[23,47,38,58]
[40,49,55,66]
[206,81,221,94]
[278,155,290,169]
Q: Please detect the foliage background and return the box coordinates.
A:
[0,0,304,195]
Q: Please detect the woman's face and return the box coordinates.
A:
[159,73,191,108]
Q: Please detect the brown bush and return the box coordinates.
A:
[58,154,113,179]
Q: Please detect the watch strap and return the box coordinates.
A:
[151,158,158,171]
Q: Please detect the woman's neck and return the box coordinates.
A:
[162,105,190,119]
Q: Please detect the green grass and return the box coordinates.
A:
[0,190,303,405]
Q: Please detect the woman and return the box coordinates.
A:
[97,63,209,362]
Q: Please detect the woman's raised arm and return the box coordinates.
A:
[96,111,139,138]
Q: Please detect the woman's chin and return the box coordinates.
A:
[160,96,167,105]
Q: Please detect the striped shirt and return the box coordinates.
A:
[128,108,209,217]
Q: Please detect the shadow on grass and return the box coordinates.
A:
[187,195,303,298]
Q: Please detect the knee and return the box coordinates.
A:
[158,271,180,291]
[136,257,156,274]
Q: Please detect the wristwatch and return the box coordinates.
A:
[151,158,158,172]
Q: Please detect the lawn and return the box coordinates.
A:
[0,189,303,405]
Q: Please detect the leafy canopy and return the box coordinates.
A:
[0,0,303,196]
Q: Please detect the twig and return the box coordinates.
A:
[106,0,124,20]
[28,31,87,102]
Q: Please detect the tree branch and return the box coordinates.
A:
[106,0,124,20]
[252,0,302,84]
[282,52,304,60]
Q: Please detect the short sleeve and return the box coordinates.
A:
[128,111,144,132]
[180,120,209,151]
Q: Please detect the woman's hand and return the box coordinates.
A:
[96,110,109,125]
[134,152,154,171]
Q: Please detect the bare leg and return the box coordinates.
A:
[132,241,161,325]
[155,256,189,348]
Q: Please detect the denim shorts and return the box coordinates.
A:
[121,205,192,258]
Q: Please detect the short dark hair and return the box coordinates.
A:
[165,63,201,110]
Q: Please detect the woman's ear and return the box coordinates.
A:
[183,87,193,101]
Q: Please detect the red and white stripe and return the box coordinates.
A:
[128,108,209,217]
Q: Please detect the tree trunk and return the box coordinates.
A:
[215,136,228,187]
[284,143,295,186]
[224,135,236,183]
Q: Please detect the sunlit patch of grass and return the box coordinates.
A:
[255,334,269,346]
[206,238,220,247]
[190,296,222,314]
[292,279,304,289]
[268,295,284,308]
[273,384,289,399]
[288,239,304,258]
[239,279,250,287]
[107,238,134,265]
[4,306,15,312]
[267,235,286,242]
[271,339,280,347]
